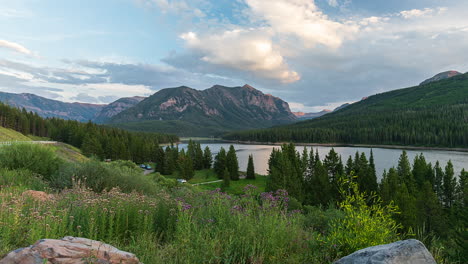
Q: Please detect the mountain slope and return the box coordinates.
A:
[224,73,468,148]
[293,103,351,121]
[0,92,104,122]
[108,84,296,136]
[420,70,462,85]
[93,96,145,123]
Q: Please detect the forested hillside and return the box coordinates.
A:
[0,102,178,163]
[224,73,468,148]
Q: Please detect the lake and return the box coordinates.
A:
[178,141,468,180]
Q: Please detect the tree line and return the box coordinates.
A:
[0,102,178,163]
[224,104,468,147]
[266,144,467,260]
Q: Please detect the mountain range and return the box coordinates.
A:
[0,70,463,137]
[0,84,297,136]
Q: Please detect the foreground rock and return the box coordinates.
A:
[334,239,436,264]
[0,236,141,264]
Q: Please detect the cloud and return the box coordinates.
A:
[400,7,447,19]
[0,39,35,56]
[327,0,339,8]
[179,29,300,83]
[244,0,359,49]
[71,93,100,103]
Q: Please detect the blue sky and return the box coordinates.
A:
[1,0,467,112]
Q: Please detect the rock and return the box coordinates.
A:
[22,190,54,202]
[334,239,437,264]
[0,236,141,264]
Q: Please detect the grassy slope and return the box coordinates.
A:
[0,127,32,141]
[0,125,87,162]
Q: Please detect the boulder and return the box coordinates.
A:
[0,236,141,264]
[334,239,436,264]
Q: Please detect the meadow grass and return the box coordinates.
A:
[196,175,268,195]
[0,144,409,263]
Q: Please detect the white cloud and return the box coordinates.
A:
[180,29,300,83]
[245,0,359,49]
[400,7,447,19]
[327,0,339,8]
[0,39,34,56]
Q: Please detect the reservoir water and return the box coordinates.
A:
[179,141,468,180]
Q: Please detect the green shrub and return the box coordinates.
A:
[325,179,401,259]
[0,144,61,180]
[51,159,160,195]
[0,168,48,191]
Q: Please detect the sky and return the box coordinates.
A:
[1,0,468,112]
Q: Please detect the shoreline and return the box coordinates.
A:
[220,140,468,153]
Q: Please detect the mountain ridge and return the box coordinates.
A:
[108,84,296,136]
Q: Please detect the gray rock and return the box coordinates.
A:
[0,236,141,264]
[334,239,437,264]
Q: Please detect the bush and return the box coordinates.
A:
[50,159,160,195]
[0,168,48,191]
[0,144,61,180]
[325,179,401,259]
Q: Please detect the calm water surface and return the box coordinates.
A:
[178,141,468,180]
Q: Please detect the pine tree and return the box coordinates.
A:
[434,161,444,201]
[246,154,255,179]
[397,151,415,192]
[203,146,213,169]
[81,133,104,158]
[214,147,227,179]
[443,160,457,208]
[226,145,239,181]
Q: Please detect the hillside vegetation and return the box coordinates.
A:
[0,102,178,163]
[224,73,468,148]
[0,127,32,141]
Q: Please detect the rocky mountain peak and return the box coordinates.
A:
[420,70,462,85]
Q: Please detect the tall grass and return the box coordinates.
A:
[0,185,175,260]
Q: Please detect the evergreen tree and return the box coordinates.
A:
[324,148,344,200]
[397,151,415,192]
[416,181,446,235]
[81,133,103,158]
[443,160,457,208]
[301,147,309,175]
[178,150,195,180]
[214,147,227,179]
[246,154,256,179]
[306,150,332,206]
[345,155,354,176]
[203,146,213,169]
[434,161,444,201]
[226,145,239,181]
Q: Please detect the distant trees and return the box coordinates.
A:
[223,77,468,148]
[153,141,216,179]
[0,102,178,163]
